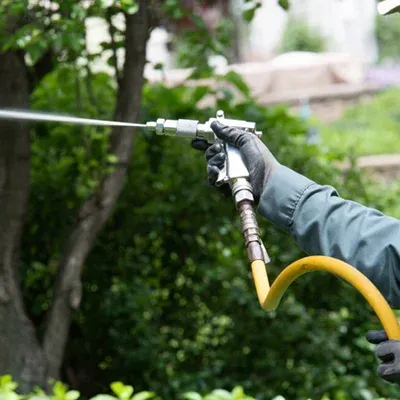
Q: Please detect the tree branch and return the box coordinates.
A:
[42,1,151,381]
[84,64,101,114]
[0,9,48,391]
[0,48,46,392]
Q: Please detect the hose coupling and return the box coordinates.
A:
[232,179,270,264]
[231,179,254,207]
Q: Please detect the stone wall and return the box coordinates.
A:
[262,83,382,122]
[339,154,400,184]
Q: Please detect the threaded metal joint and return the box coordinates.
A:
[232,179,254,207]
[237,200,270,263]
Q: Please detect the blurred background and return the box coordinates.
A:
[1,1,400,399]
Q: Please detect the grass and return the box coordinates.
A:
[314,88,400,156]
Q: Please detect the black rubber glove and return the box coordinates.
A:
[366,330,400,385]
[192,121,280,203]
[192,137,231,197]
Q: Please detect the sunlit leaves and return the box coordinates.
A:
[119,0,139,15]
[0,0,140,68]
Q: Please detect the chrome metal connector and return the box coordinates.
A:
[146,110,262,145]
[231,179,254,207]
[237,199,270,264]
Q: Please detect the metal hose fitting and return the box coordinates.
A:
[238,200,270,263]
[232,179,270,264]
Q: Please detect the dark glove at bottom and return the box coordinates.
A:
[366,330,400,385]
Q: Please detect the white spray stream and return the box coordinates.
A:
[0,109,147,129]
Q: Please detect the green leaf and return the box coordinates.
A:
[223,71,250,97]
[0,375,20,400]
[153,63,164,70]
[126,3,139,14]
[120,0,139,14]
[0,392,20,400]
[131,392,155,400]
[90,395,117,400]
[203,395,220,400]
[231,387,244,400]
[190,86,209,104]
[210,390,231,400]
[66,391,80,400]
[242,2,261,22]
[53,382,68,399]
[61,32,84,54]
[0,375,17,392]
[183,393,202,400]
[278,0,290,10]
[110,383,133,400]
[107,154,119,164]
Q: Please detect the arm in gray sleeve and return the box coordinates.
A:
[257,165,400,308]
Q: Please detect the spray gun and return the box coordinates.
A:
[0,108,269,265]
[145,109,270,265]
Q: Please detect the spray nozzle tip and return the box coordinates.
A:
[146,121,157,131]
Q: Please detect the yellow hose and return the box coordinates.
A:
[251,255,400,339]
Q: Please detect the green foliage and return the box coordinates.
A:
[0,377,287,400]
[3,1,86,63]
[31,65,117,201]
[173,17,235,73]
[242,1,262,22]
[280,17,325,53]
[317,88,400,156]
[375,13,400,62]
[278,0,290,11]
[172,0,270,71]
[0,375,397,400]
[0,377,156,400]
[184,386,256,400]
[0,0,141,74]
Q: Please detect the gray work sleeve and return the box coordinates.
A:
[257,165,400,308]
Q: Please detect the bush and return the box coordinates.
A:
[279,17,325,53]
[1,375,396,400]
[317,87,400,156]
[0,375,288,400]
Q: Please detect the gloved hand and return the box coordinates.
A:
[366,330,400,385]
[191,137,232,198]
[191,121,280,203]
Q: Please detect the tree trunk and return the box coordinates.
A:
[42,3,151,382]
[0,50,46,392]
